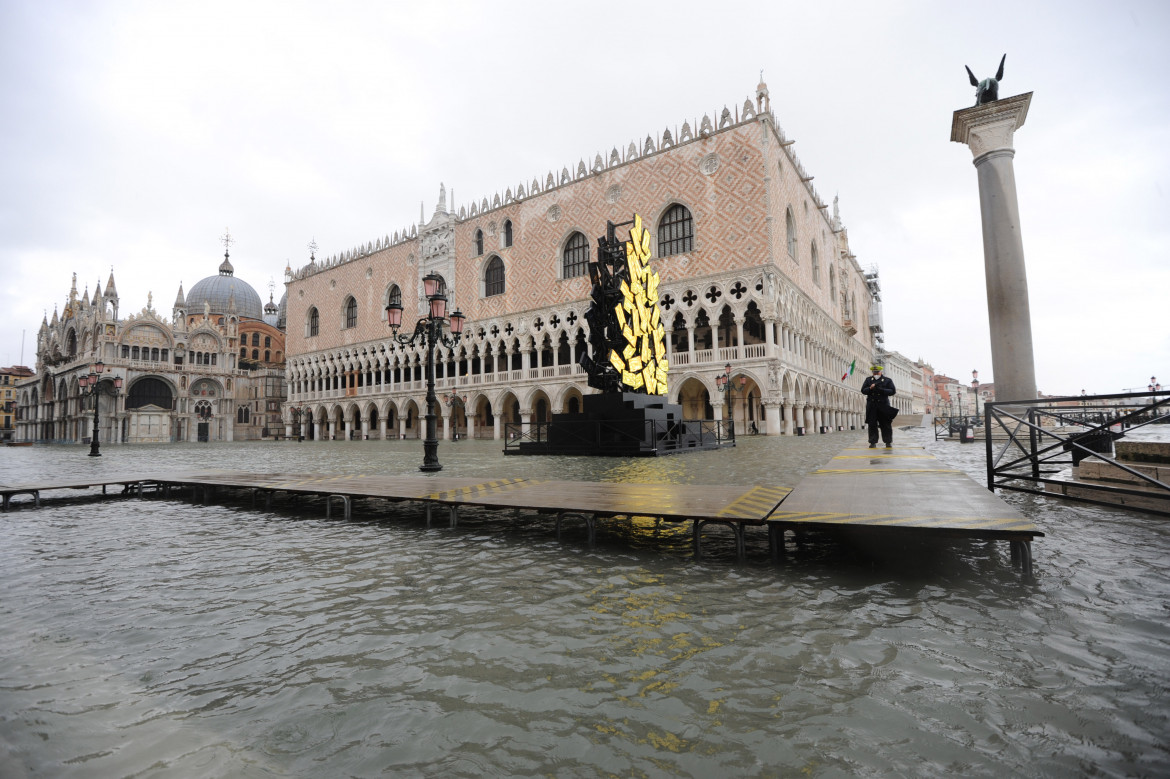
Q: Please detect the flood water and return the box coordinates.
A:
[2,429,1168,777]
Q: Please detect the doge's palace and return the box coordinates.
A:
[283,81,882,441]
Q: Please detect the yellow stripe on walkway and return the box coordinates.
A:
[425,478,535,501]
[812,468,963,475]
[768,510,1037,532]
[717,486,791,519]
[832,454,934,459]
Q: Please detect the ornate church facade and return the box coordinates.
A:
[14,253,287,444]
[283,80,882,440]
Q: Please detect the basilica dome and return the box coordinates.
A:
[185,253,264,321]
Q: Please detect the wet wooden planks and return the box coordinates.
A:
[769,443,1042,572]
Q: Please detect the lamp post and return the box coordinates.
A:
[714,363,745,434]
[386,272,466,472]
[78,360,123,457]
[971,369,980,423]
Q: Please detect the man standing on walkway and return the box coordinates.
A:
[861,364,897,448]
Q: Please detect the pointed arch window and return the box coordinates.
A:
[485,256,505,297]
[786,207,797,259]
[475,229,484,256]
[504,220,513,248]
[811,241,820,284]
[307,307,319,337]
[562,231,589,279]
[344,296,357,329]
[658,203,693,257]
[386,284,402,312]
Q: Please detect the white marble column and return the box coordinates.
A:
[764,401,781,436]
[951,92,1037,405]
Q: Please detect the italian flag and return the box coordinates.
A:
[841,359,856,382]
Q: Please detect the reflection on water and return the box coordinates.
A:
[1,429,1168,777]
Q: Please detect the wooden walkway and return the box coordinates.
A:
[2,441,1042,572]
[769,443,1042,573]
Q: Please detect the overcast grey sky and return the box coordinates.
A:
[2,0,1167,395]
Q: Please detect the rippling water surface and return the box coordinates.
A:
[2,431,1168,777]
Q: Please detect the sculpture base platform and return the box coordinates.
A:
[505,393,733,457]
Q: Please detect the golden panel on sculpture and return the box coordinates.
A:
[615,214,670,395]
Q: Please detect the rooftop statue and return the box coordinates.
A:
[965,54,1006,106]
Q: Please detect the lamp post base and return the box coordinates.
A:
[420,437,442,472]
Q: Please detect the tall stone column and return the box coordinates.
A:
[952,92,1037,404]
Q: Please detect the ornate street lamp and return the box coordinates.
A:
[78,360,123,457]
[714,363,745,434]
[971,369,980,422]
[386,272,466,472]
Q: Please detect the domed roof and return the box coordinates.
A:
[186,252,264,320]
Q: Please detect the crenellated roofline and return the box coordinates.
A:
[288,82,838,284]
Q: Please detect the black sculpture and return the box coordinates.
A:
[965,54,1006,106]
[578,215,667,395]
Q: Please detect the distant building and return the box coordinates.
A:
[915,359,936,415]
[14,253,286,444]
[1,365,35,441]
[933,374,966,417]
[878,350,916,417]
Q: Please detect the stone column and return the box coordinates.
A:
[952,92,1037,405]
[378,416,387,440]
[764,400,782,436]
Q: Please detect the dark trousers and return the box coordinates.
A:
[868,419,892,445]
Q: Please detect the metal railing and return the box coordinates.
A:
[933,414,982,441]
[503,418,734,455]
[985,391,1170,515]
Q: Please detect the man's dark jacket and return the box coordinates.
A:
[861,375,897,425]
